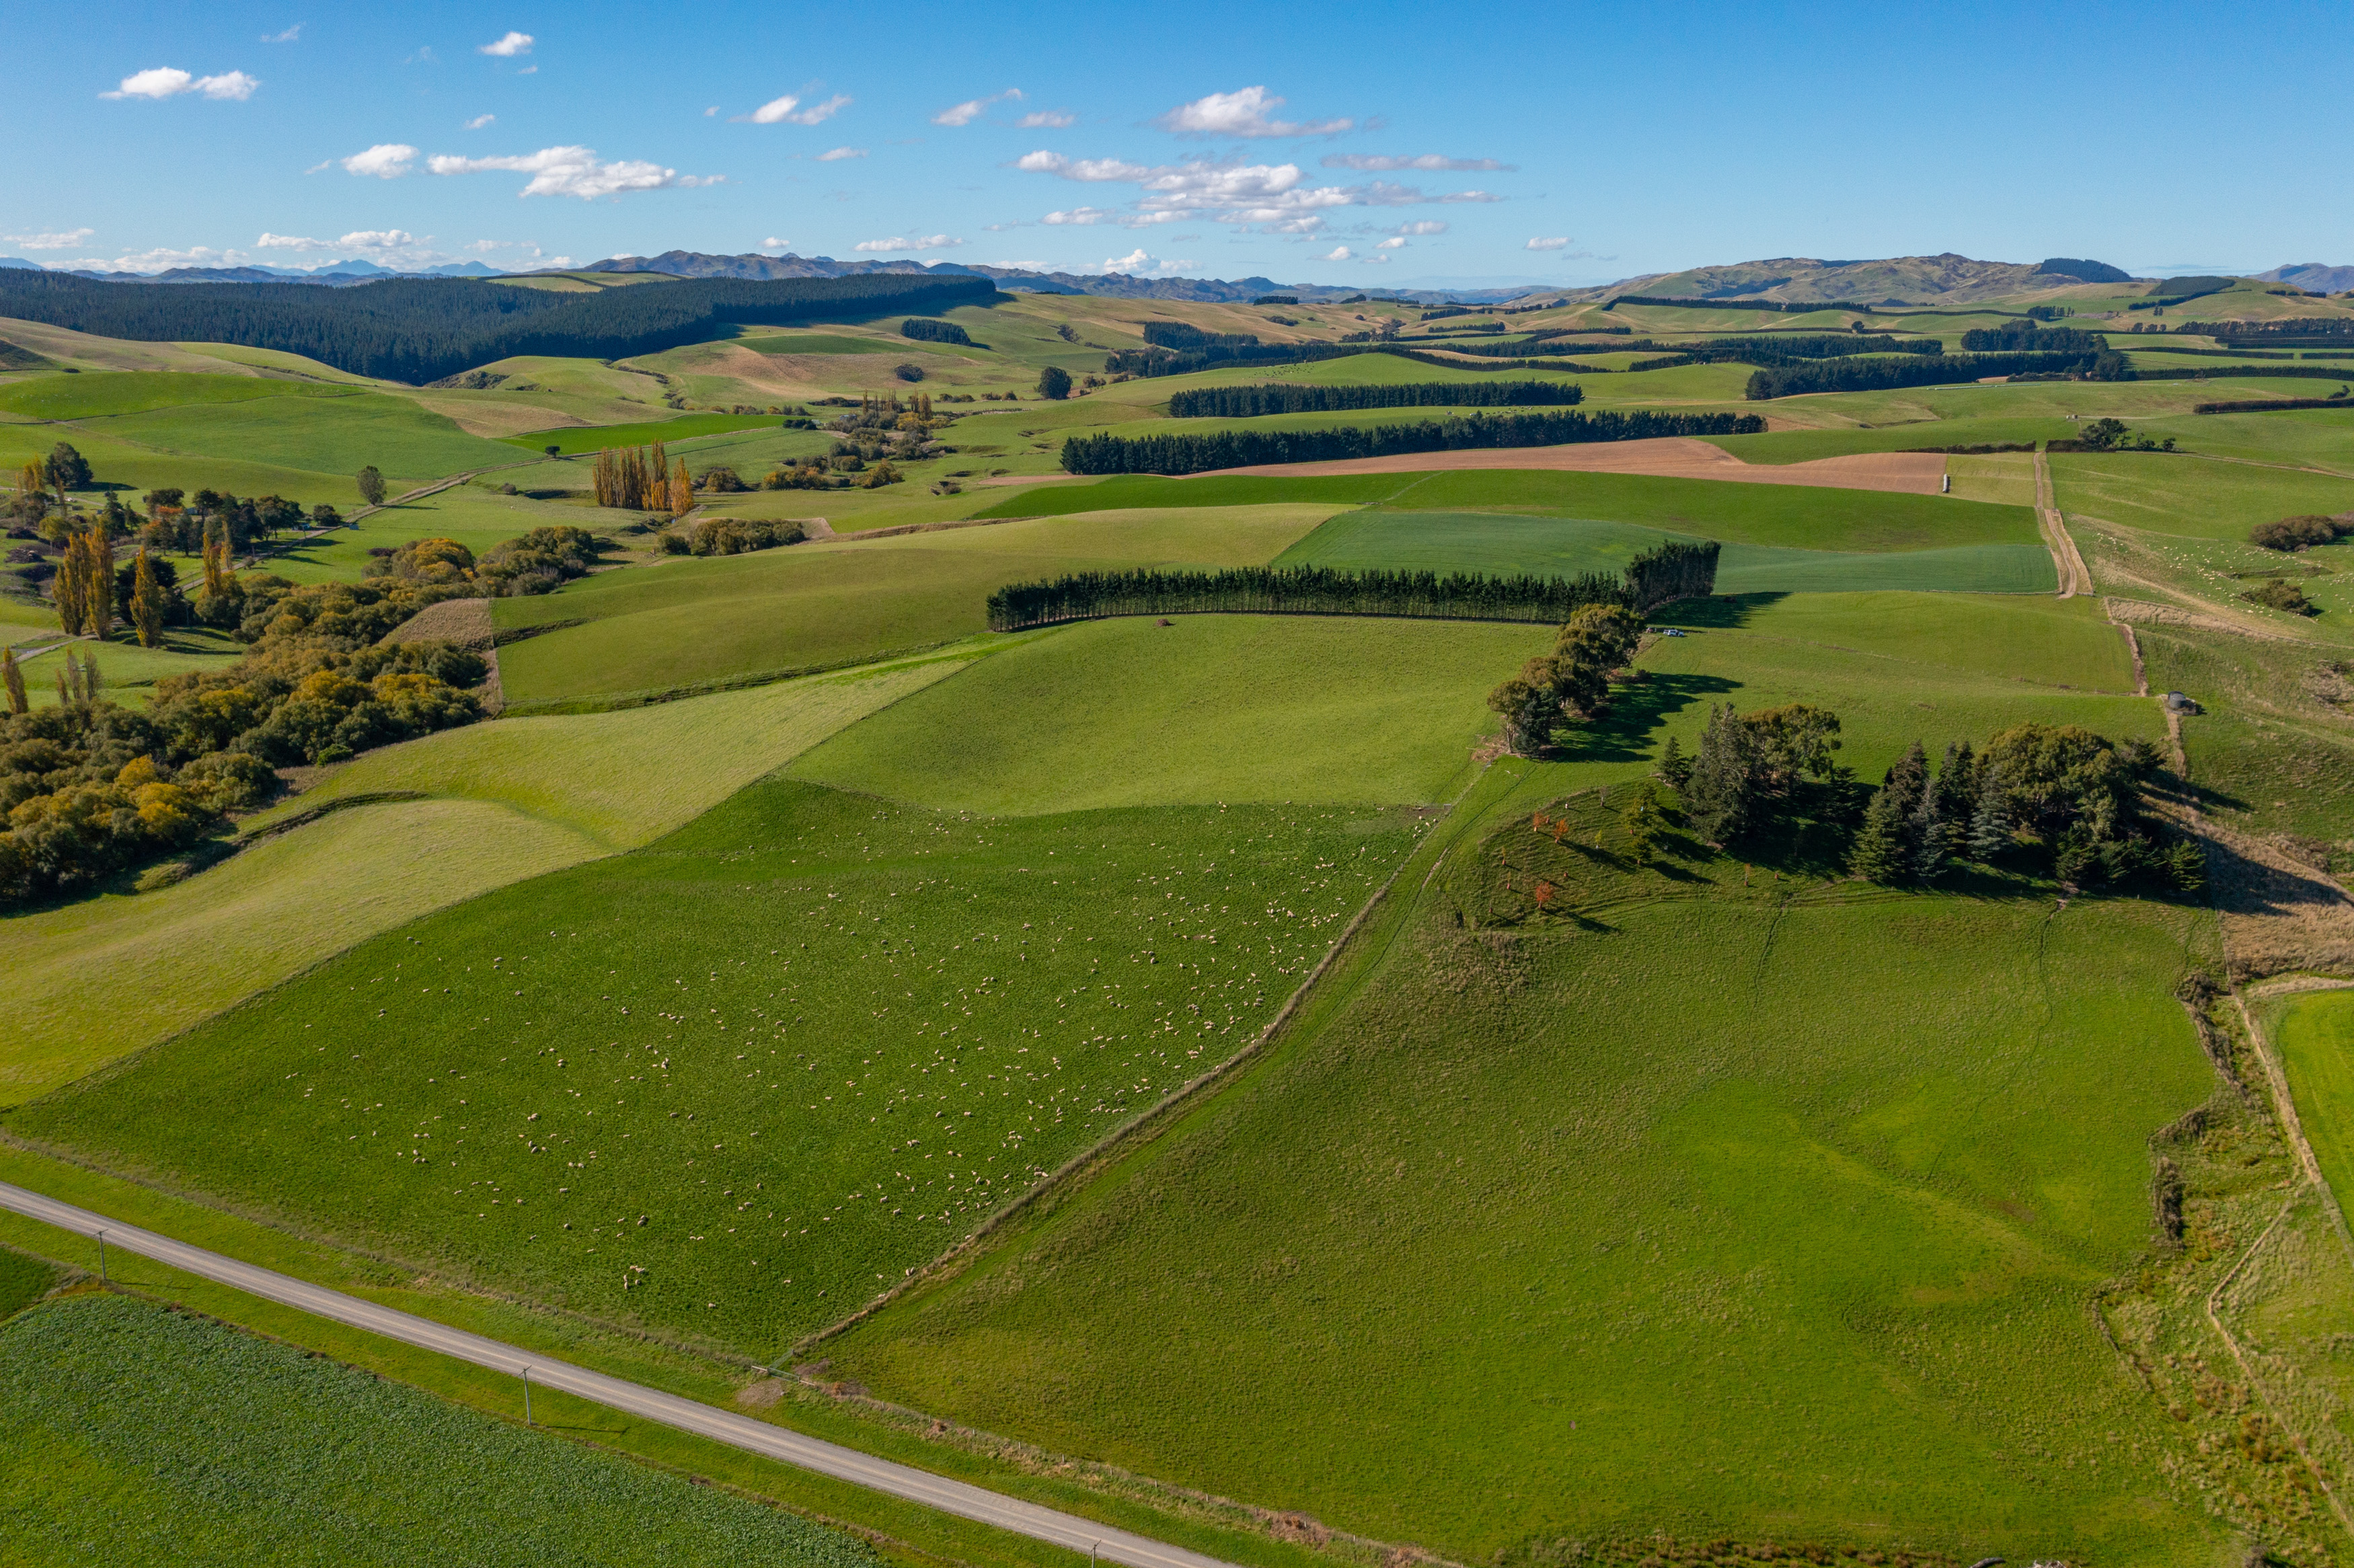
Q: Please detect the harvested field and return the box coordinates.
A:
[1191,436,1948,494]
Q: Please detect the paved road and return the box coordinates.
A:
[0,1180,1237,1568]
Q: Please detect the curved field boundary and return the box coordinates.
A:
[1183,436,1948,494]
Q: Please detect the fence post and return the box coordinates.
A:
[96,1230,106,1284]
[522,1367,533,1426]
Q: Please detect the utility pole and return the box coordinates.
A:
[96,1229,106,1284]
[522,1367,533,1426]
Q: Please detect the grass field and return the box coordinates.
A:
[490,505,1340,709]
[1274,509,2056,593]
[0,1245,65,1320]
[823,789,2226,1563]
[789,615,1541,815]
[504,411,801,456]
[15,624,245,707]
[15,781,1427,1354]
[740,331,957,358]
[0,370,358,420]
[2277,990,2354,1206]
[2051,452,2354,544]
[73,391,521,486]
[0,1292,883,1568]
[249,483,625,585]
[980,471,2040,555]
[1,664,957,1106]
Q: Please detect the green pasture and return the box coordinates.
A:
[2051,452,2354,543]
[0,422,361,508]
[1,665,955,1106]
[1275,510,2055,594]
[0,1292,882,1568]
[502,411,800,456]
[491,505,1338,709]
[2133,623,2354,849]
[15,625,245,707]
[738,331,950,358]
[2277,990,2354,1208]
[980,470,2041,555]
[0,1245,64,1321]
[1703,416,2070,463]
[790,615,1539,816]
[14,781,1425,1353]
[0,370,356,421]
[62,393,519,489]
[825,790,2224,1562]
[252,483,627,585]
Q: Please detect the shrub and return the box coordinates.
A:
[1036,365,1073,400]
[893,363,925,383]
[2242,578,2320,616]
[696,465,747,493]
[2250,514,2352,551]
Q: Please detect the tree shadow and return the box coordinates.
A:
[1648,592,1789,631]
[1549,672,1739,762]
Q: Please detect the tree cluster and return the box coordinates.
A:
[1850,724,2199,890]
[1486,604,1647,752]
[1060,409,1766,475]
[2182,317,2354,346]
[989,564,1630,633]
[591,442,690,512]
[363,525,602,597]
[1959,323,2107,353]
[899,317,973,346]
[1165,381,1582,417]
[0,270,998,385]
[1677,703,1847,843]
[1,585,487,903]
[1140,322,1260,350]
[656,517,808,557]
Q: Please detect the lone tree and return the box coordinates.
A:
[46,442,92,493]
[1036,365,1073,401]
[355,465,387,506]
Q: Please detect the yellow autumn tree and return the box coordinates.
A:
[669,458,693,514]
[130,548,168,648]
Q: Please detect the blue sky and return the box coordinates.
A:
[5,1,2347,286]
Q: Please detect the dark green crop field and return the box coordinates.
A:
[0,1292,883,1568]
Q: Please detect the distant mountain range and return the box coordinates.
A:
[1562,253,2153,307]
[2259,262,2354,294]
[576,250,1517,303]
[1,249,2343,305]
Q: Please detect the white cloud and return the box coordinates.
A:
[1363,254,1388,265]
[934,89,1021,127]
[1017,151,1482,231]
[104,67,259,101]
[1377,236,1406,249]
[1320,246,1351,262]
[704,106,718,116]
[465,114,496,130]
[262,25,301,42]
[743,93,849,126]
[1392,220,1449,236]
[479,32,533,56]
[340,143,418,178]
[1439,190,1501,204]
[816,146,866,161]
[761,237,791,250]
[1098,249,1197,276]
[52,245,250,272]
[852,235,962,253]
[1525,235,1571,251]
[1156,86,1349,139]
[517,65,536,75]
[1322,153,1509,172]
[427,145,720,200]
[1015,109,1075,129]
[4,229,96,250]
[258,229,426,258]
[1042,207,1113,225]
